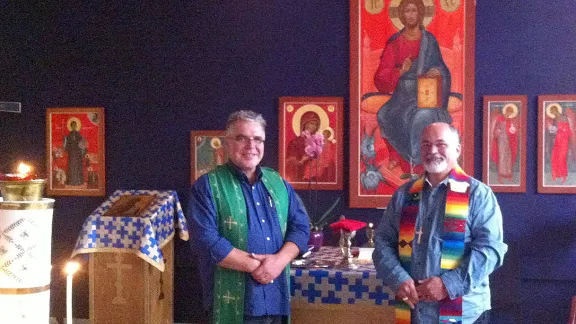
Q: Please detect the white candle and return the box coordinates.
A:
[64,262,80,324]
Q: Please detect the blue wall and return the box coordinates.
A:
[0,1,575,323]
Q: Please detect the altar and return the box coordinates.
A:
[290,247,396,324]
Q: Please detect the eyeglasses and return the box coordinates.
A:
[230,135,265,145]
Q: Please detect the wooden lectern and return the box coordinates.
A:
[71,190,188,324]
[89,240,174,324]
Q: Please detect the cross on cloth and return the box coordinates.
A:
[224,216,238,230]
[222,291,236,304]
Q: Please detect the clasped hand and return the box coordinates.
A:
[250,253,285,285]
[396,277,448,309]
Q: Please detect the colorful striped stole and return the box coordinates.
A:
[396,166,470,324]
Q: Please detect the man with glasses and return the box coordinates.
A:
[188,110,310,324]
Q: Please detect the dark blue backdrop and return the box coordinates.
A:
[1,1,575,323]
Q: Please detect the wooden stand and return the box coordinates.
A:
[89,240,174,324]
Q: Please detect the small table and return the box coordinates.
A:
[290,246,396,324]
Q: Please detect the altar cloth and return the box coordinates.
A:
[290,246,394,305]
[72,189,189,271]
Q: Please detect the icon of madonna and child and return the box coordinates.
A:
[284,106,338,186]
[357,0,468,194]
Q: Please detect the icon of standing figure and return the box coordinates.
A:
[63,118,88,186]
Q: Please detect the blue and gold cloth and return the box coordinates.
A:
[72,190,189,271]
[291,246,394,306]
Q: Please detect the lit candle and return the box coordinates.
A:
[0,162,35,181]
[64,262,80,324]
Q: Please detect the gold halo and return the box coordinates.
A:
[322,127,335,142]
[291,104,330,136]
[389,0,435,30]
[440,0,461,12]
[67,117,82,131]
[210,137,222,149]
[502,103,518,119]
[546,103,562,119]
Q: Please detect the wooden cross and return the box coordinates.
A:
[415,227,424,244]
[222,291,236,304]
[224,216,237,230]
[107,254,133,305]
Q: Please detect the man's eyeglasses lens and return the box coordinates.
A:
[234,135,264,145]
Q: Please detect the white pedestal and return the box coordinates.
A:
[0,199,54,323]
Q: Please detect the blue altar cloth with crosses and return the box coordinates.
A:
[290,246,394,306]
[71,190,189,271]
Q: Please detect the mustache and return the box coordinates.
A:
[424,154,445,160]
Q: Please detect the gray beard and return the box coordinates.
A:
[423,160,447,174]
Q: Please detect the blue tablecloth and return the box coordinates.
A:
[71,190,189,271]
[290,246,394,306]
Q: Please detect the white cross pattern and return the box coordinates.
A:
[224,216,237,230]
[222,290,236,304]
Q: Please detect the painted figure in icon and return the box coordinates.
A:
[375,0,452,167]
[547,104,574,183]
[63,118,88,186]
[286,111,322,182]
[304,127,336,182]
[491,104,518,183]
[195,136,227,179]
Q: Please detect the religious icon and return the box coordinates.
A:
[350,0,475,207]
[279,97,343,190]
[63,117,88,186]
[483,96,527,192]
[538,95,576,193]
[190,131,228,183]
[46,107,105,196]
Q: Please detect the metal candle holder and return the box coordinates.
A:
[364,222,375,248]
[0,179,46,201]
[335,229,358,269]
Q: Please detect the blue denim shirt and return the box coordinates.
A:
[188,163,310,316]
[373,173,507,324]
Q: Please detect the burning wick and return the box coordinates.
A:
[0,162,35,181]
[17,163,32,177]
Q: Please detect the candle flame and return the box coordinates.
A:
[17,163,31,176]
[64,261,80,275]
[369,222,373,228]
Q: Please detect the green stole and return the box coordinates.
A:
[208,164,289,324]
[396,166,471,324]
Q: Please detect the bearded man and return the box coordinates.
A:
[373,122,507,324]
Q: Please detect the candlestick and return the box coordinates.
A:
[64,262,80,324]
[335,229,358,269]
[364,222,375,248]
